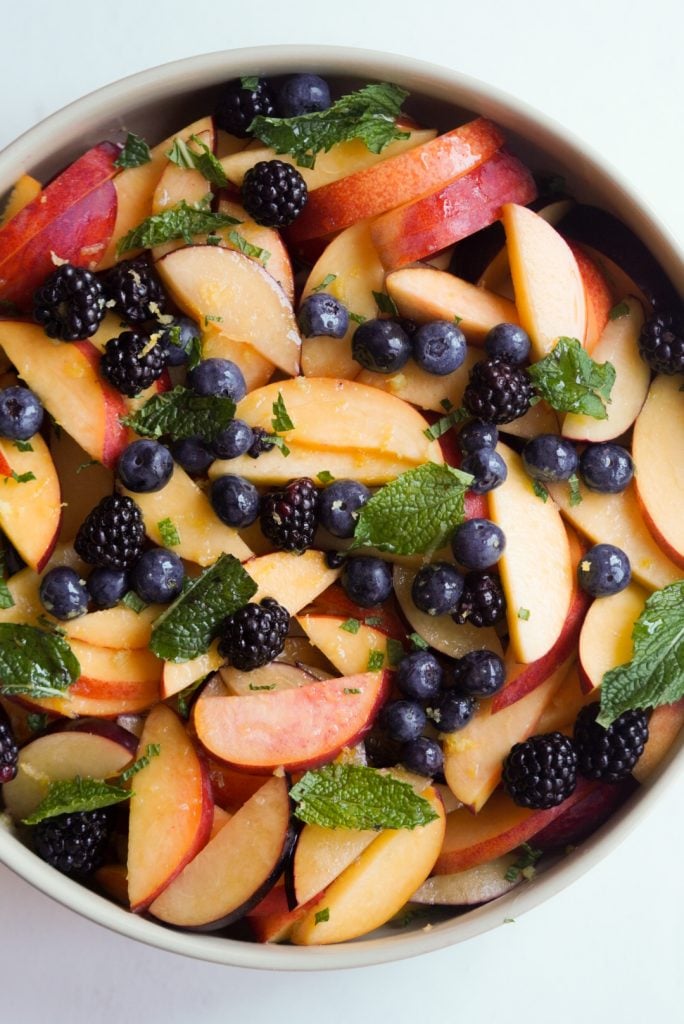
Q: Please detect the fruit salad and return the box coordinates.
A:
[0,70,683,946]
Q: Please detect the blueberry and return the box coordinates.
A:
[188,358,246,401]
[341,556,393,607]
[451,518,506,570]
[579,443,634,493]
[130,548,184,604]
[485,323,531,366]
[452,649,506,698]
[381,700,427,743]
[458,421,498,454]
[117,439,174,493]
[325,550,346,569]
[412,320,467,376]
[39,567,88,620]
[396,651,443,701]
[428,689,476,732]
[157,316,200,367]
[411,562,464,616]
[277,73,331,117]
[170,437,214,476]
[298,293,349,339]
[577,544,631,597]
[351,319,412,373]
[2,538,25,577]
[211,419,254,460]
[522,434,578,483]
[87,567,129,609]
[210,474,260,528]
[461,448,507,494]
[401,736,444,776]
[318,480,370,538]
[0,387,44,440]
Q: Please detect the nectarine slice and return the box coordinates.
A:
[160,641,224,700]
[297,613,403,677]
[0,434,61,572]
[357,346,480,413]
[410,854,520,905]
[246,549,341,615]
[0,174,42,227]
[633,699,684,783]
[210,442,420,487]
[578,583,648,694]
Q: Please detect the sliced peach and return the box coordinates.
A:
[160,641,224,700]
[410,854,521,905]
[535,662,593,734]
[357,346,479,412]
[49,428,114,541]
[633,699,684,782]
[499,400,559,440]
[0,174,41,227]
[580,244,652,310]
[220,661,319,698]
[247,549,341,614]
[0,433,61,572]
[216,196,294,302]
[578,583,648,694]
[293,824,378,907]
[568,242,612,353]
[150,127,215,261]
[297,613,403,677]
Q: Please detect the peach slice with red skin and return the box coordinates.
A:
[0,433,61,572]
[215,196,294,303]
[0,142,118,308]
[160,642,224,701]
[567,241,612,353]
[357,345,480,413]
[246,549,342,614]
[288,118,505,242]
[297,613,404,677]
[578,583,648,694]
[535,662,593,734]
[193,670,390,773]
[633,699,684,783]
[410,854,521,906]
[127,704,213,912]
[0,174,42,227]
[371,150,537,270]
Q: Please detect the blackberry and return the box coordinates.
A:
[101,258,168,325]
[214,77,276,138]
[638,311,684,374]
[241,160,308,228]
[247,427,277,459]
[503,732,578,809]
[453,571,506,627]
[218,597,289,670]
[260,478,319,553]
[33,264,105,340]
[74,494,145,570]
[100,331,167,397]
[32,808,112,877]
[463,358,533,424]
[0,704,18,784]
[574,704,649,783]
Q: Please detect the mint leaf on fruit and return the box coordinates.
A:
[609,301,630,320]
[22,776,131,825]
[228,230,270,265]
[568,474,583,507]
[121,591,147,614]
[117,199,241,255]
[504,843,542,882]
[6,470,35,484]
[0,624,80,699]
[249,82,409,168]
[531,479,549,502]
[121,385,235,443]
[349,311,367,325]
[386,638,404,667]
[158,517,180,547]
[409,632,429,651]
[317,470,335,484]
[0,552,14,611]
[528,337,616,420]
[367,650,384,672]
[340,618,360,634]
[166,135,228,188]
[351,462,473,556]
[27,712,48,734]
[12,440,33,452]
[312,274,337,293]
[271,391,295,433]
[115,132,152,169]
[423,406,468,441]
[241,75,260,90]
[314,907,330,925]
[119,743,161,782]
[150,554,257,663]
[373,290,399,317]
[290,764,439,831]
[599,581,684,726]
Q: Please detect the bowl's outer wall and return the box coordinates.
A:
[0,45,682,971]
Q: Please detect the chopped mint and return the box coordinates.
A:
[76,460,99,474]
[26,712,48,734]
[158,518,181,547]
[312,273,337,293]
[249,82,409,168]
[271,391,295,433]
[409,632,429,651]
[0,625,79,698]
[343,687,361,695]
[22,776,131,825]
[609,301,630,320]
[348,311,367,325]
[528,337,616,420]
[599,581,684,726]
[364,616,383,627]
[166,134,228,187]
[440,398,454,411]
[114,132,152,169]
[568,473,583,507]
[531,479,549,502]
[503,917,516,925]
[268,433,291,458]
[314,908,330,925]
[0,552,14,611]
[386,638,404,667]
[317,470,335,484]
[241,75,260,91]
[36,614,65,636]
[121,591,147,614]
[5,470,35,484]
[249,683,276,691]
[204,314,223,325]
[176,674,209,719]
[150,554,257,663]
[12,440,33,452]
[517,607,531,621]
[367,650,384,672]
[228,229,270,265]
[423,406,469,441]
[121,385,235,442]
[164,323,202,371]
[340,618,360,634]
[373,290,399,317]
[388,907,432,929]
[504,843,542,882]
[453,315,463,325]
[351,462,473,556]
[117,199,241,255]
[119,743,161,782]
[206,234,222,246]
[290,764,439,830]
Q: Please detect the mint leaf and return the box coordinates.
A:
[119,743,161,782]
[27,712,48,734]
[568,473,583,507]
[599,582,684,726]
[367,650,384,672]
[0,551,14,611]
[0,625,80,698]
[249,82,409,168]
[373,290,399,316]
[290,764,439,830]
[117,199,241,255]
[409,632,429,650]
[352,462,473,556]
[121,385,235,442]
[528,337,616,420]
[517,607,531,621]
[22,776,131,825]
[504,843,542,882]
[6,470,35,484]
[312,274,337,293]
[340,618,360,634]
[609,301,630,320]
[271,391,295,433]
[423,406,469,441]
[349,311,367,325]
[314,907,330,924]
[121,591,147,614]
[241,76,260,90]
[13,440,33,452]
[228,229,270,265]
[166,134,228,188]
[386,637,404,666]
[317,470,335,484]
[115,132,152,169]
[150,554,257,662]
[532,479,549,502]
[158,517,180,547]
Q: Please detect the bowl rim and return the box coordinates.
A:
[1,43,682,972]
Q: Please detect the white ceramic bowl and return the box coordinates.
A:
[0,45,682,971]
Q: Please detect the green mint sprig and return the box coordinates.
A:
[121,386,235,442]
[373,290,399,317]
[115,132,152,169]
[228,230,270,265]
[423,406,469,441]
[528,337,616,420]
[150,554,257,663]
[351,462,473,556]
[289,764,439,830]
[166,135,228,187]
[117,199,241,255]
[599,581,684,726]
[0,624,80,699]
[249,82,409,169]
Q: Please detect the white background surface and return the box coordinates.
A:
[1,2,683,1021]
